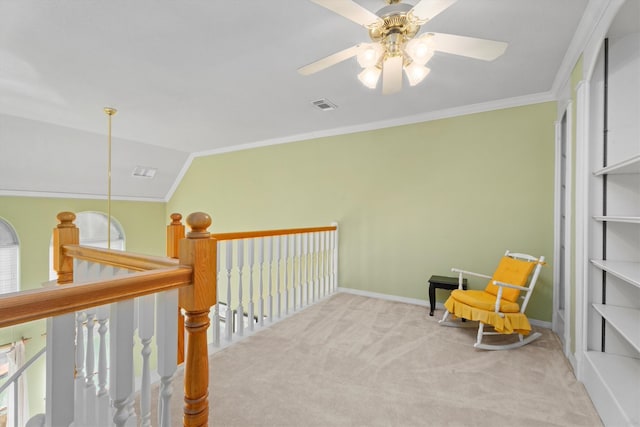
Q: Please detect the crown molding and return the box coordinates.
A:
[191,90,555,160]
[0,189,165,203]
[163,91,555,202]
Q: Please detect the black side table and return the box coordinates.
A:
[428,275,468,316]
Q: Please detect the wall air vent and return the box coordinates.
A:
[132,166,157,178]
[311,98,337,111]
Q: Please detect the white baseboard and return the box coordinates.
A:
[337,286,551,328]
[338,287,429,307]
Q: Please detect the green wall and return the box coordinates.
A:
[0,196,166,416]
[168,102,557,322]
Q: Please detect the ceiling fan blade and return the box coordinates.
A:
[430,32,508,61]
[382,56,403,95]
[298,44,360,76]
[310,0,382,27]
[409,0,457,21]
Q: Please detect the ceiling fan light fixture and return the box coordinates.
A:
[405,37,434,65]
[404,62,430,86]
[358,66,382,89]
[357,43,384,68]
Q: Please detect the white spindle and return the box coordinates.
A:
[267,237,274,322]
[295,234,301,311]
[236,239,244,337]
[214,244,221,347]
[109,299,136,427]
[284,235,291,316]
[138,294,155,427]
[321,231,327,297]
[225,240,233,341]
[258,238,265,327]
[96,304,110,427]
[314,232,320,302]
[248,239,255,332]
[332,225,339,292]
[156,289,178,427]
[84,309,97,427]
[74,311,87,425]
[45,313,75,427]
[302,233,309,306]
[275,236,282,319]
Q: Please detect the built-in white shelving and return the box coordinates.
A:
[584,351,640,426]
[593,153,640,176]
[592,304,640,352]
[582,27,640,427]
[591,260,640,288]
[593,216,640,224]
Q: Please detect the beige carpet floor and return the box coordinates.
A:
[164,292,602,426]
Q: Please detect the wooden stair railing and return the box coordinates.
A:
[0,211,216,427]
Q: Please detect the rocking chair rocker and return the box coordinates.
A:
[439,250,545,350]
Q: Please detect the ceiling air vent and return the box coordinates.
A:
[311,98,337,111]
[132,166,157,178]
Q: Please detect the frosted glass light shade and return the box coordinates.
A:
[357,43,383,68]
[404,63,430,86]
[405,37,434,65]
[358,66,382,89]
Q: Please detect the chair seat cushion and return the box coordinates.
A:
[444,293,531,335]
[450,289,520,313]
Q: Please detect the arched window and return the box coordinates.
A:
[0,218,19,294]
[49,212,125,280]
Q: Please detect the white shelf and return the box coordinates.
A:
[593,215,640,224]
[593,304,640,353]
[593,153,640,176]
[591,260,640,288]
[584,351,640,426]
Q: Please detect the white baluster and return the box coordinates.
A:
[74,311,87,425]
[267,237,274,322]
[110,299,136,427]
[225,240,233,341]
[84,309,97,426]
[236,239,244,337]
[332,225,339,292]
[321,231,327,297]
[284,234,292,315]
[258,238,265,327]
[96,304,110,427]
[138,294,155,427]
[247,239,255,332]
[314,232,320,302]
[156,289,178,427]
[45,313,75,427]
[302,233,309,307]
[275,236,282,319]
[214,243,221,347]
[295,234,301,311]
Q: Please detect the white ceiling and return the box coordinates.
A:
[0,0,599,200]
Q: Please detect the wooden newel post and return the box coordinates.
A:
[167,213,187,364]
[167,213,185,259]
[179,212,216,427]
[53,212,79,284]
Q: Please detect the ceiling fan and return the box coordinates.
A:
[298,0,508,95]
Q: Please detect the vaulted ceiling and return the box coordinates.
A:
[0,0,607,200]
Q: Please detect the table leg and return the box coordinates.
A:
[428,284,436,316]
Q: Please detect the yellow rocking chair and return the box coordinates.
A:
[439,250,545,350]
